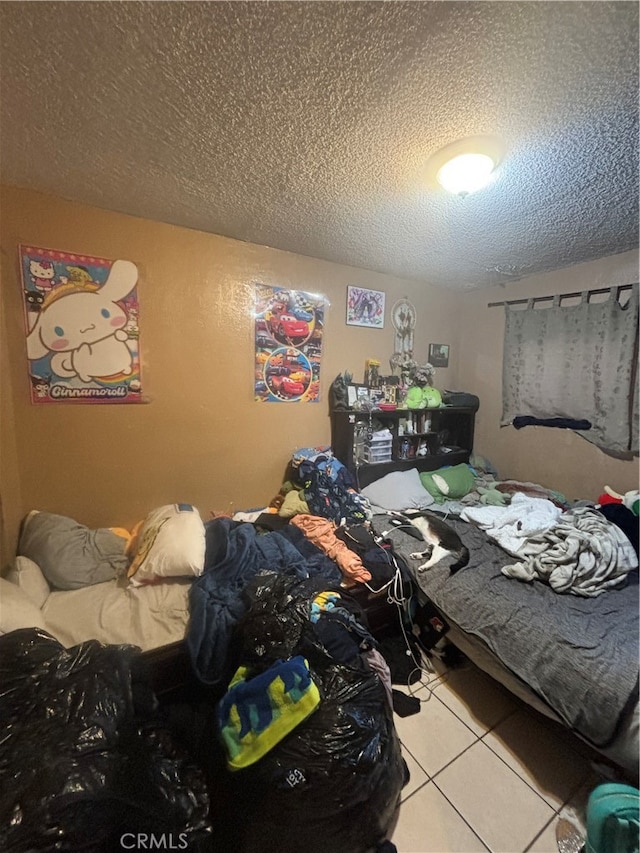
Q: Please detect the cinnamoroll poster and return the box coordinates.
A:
[19,245,143,404]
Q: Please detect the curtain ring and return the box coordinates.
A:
[552,294,561,308]
[581,291,589,304]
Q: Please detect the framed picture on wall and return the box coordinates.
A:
[346,286,385,328]
[428,343,450,367]
[18,245,144,405]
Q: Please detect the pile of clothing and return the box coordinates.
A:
[271,446,372,524]
[213,572,407,853]
[462,494,638,596]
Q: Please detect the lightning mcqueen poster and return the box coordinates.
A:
[254,284,325,403]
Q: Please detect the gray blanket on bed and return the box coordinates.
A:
[372,513,639,747]
[502,507,638,596]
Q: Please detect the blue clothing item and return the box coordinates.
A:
[313,608,376,663]
[291,446,332,468]
[298,454,355,489]
[188,519,341,687]
[303,468,370,524]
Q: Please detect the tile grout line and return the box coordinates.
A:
[429,776,493,853]
[522,813,559,853]
[521,773,598,853]
[396,710,591,852]
[419,677,590,809]
[394,663,594,852]
[477,726,592,810]
[429,679,518,734]
[424,728,558,850]
[396,687,518,790]
[397,776,493,853]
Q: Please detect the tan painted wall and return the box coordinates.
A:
[2,186,637,566]
[0,249,23,563]
[0,185,461,565]
[458,250,640,502]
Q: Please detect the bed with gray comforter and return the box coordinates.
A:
[372,513,639,774]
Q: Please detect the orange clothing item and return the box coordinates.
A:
[291,514,371,584]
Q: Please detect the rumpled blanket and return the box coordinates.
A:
[460,492,562,556]
[187,519,342,687]
[502,507,639,597]
[302,467,371,524]
[290,447,372,523]
[372,512,638,750]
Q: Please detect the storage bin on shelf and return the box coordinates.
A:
[362,429,393,464]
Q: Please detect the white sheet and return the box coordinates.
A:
[460,492,562,556]
[42,577,191,651]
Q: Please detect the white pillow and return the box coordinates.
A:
[128,504,206,586]
[361,468,435,512]
[5,556,50,609]
[0,577,48,634]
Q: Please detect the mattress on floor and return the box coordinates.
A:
[372,513,639,758]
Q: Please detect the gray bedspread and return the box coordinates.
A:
[372,513,639,747]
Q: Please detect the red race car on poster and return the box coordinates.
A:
[271,376,305,397]
[268,312,309,339]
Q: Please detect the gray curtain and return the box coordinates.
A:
[502,284,639,455]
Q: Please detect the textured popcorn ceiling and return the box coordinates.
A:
[1,1,638,289]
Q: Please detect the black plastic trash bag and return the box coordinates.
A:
[0,628,212,853]
[215,573,407,853]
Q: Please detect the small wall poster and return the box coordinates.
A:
[19,245,143,404]
[254,284,325,402]
[346,286,385,328]
[428,343,450,367]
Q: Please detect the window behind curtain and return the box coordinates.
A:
[501,284,639,455]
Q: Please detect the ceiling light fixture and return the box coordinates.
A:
[426,135,504,197]
[437,152,495,195]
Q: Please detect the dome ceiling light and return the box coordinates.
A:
[427,135,504,197]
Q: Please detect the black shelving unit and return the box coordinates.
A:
[330,404,478,488]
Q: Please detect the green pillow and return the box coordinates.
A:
[419,464,476,503]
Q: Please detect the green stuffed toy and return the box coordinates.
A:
[406,386,442,409]
[477,485,509,506]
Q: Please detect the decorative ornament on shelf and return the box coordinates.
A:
[389,351,442,407]
[364,358,380,388]
[390,351,418,384]
[392,356,441,409]
[413,363,436,387]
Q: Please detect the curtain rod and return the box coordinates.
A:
[487,283,636,308]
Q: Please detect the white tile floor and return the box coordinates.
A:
[389,654,606,853]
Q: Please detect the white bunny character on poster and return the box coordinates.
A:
[27,259,138,383]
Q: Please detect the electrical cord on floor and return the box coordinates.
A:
[343,515,466,702]
[391,589,472,703]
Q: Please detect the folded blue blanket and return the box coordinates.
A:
[218,656,320,770]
